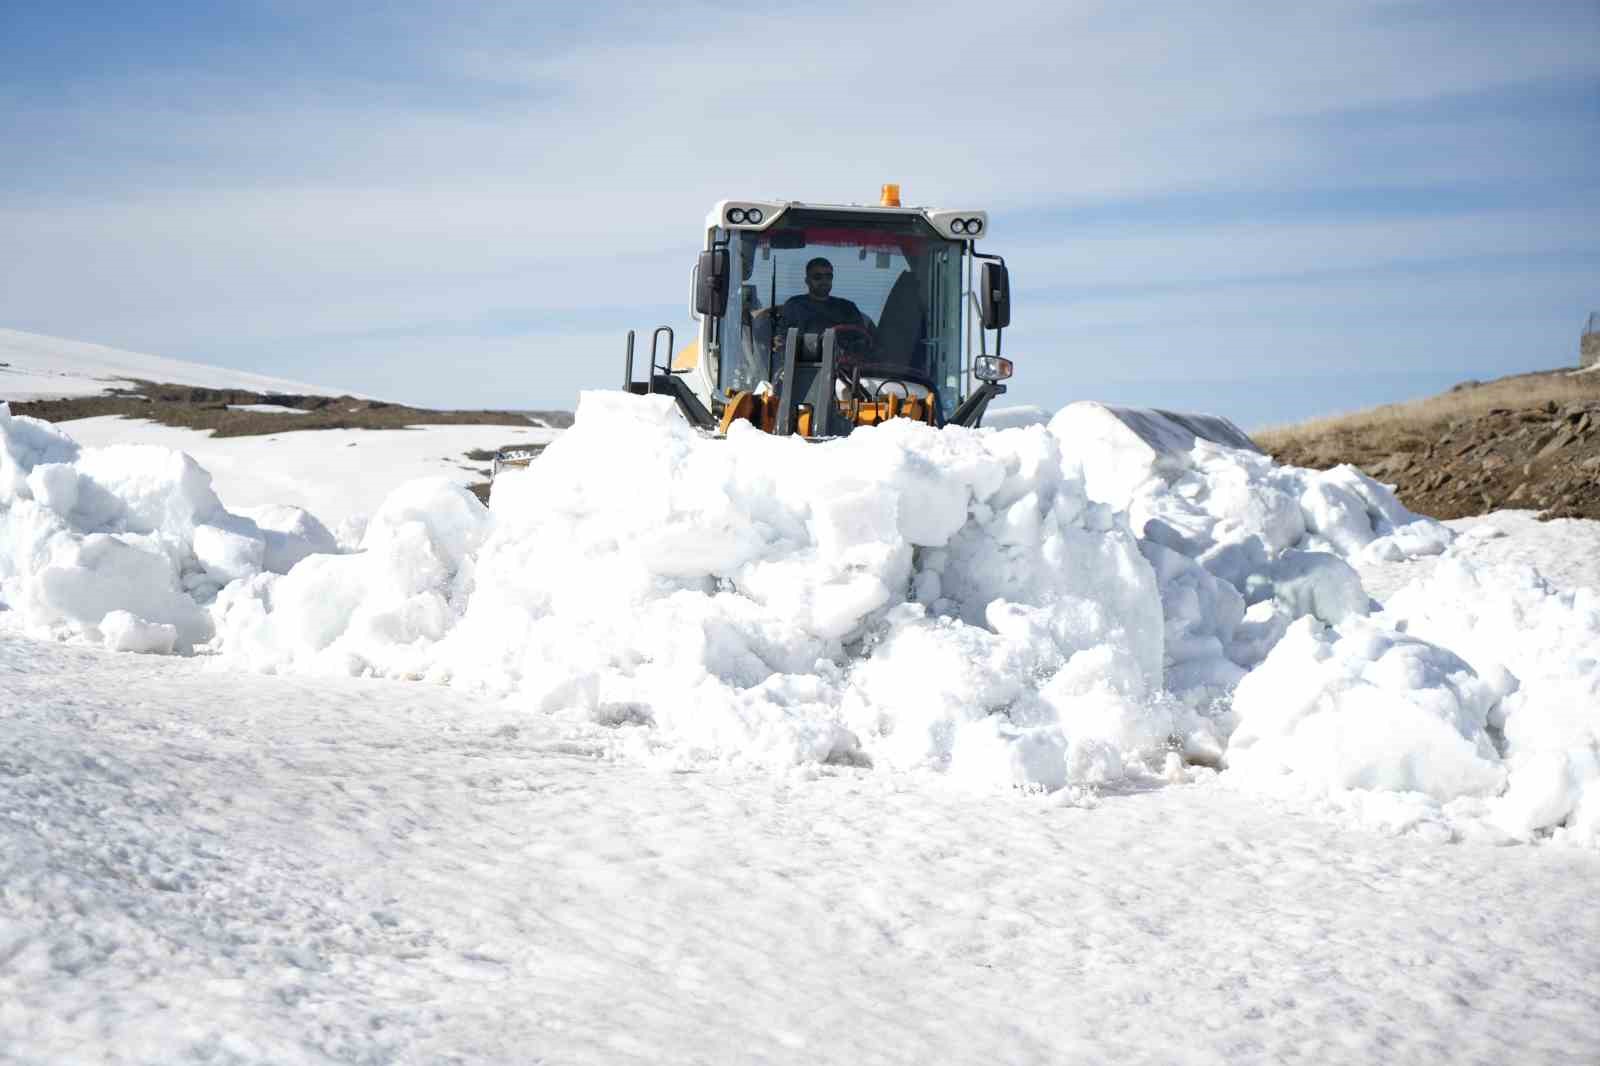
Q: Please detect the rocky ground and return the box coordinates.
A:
[1259,370,1600,521]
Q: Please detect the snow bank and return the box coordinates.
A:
[1222,560,1600,844]
[212,393,1178,789]
[1052,402,1453,711]
[1228,617,1507,801]
[6,395,1597,842]
[1381,560,1600,844]
[211,478,488,677]
[0,404,337,651]
[1048,403,1599,842]
[1050,404,1591,844]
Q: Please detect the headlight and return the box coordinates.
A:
[951,218,968,234]
[727,207,747,224]
[973,355,1013,383]
[966,218,982,235]
[746,207,763,224]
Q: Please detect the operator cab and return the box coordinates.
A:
[722,210,963,417]
[626,184,1014,438]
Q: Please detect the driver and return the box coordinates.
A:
[775,257,875,346]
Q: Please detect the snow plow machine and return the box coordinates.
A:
[495,184,1017,474]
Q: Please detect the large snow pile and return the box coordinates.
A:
[3,396,1597,844]
[209,393,1173,790]
[1051,402,1452,707]
[0,405,336,653]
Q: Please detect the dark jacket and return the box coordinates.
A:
[778,294,869,335]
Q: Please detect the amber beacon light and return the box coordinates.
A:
[879,183,901,207]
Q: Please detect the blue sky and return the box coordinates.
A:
[2,0,1595,428]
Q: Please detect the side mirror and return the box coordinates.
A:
[979,262,1010,330]
[695,248,730,317]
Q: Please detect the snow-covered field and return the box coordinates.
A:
[3,371,1599,1063]
[0,328,357,401]
[55,416,558,537]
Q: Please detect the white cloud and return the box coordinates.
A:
[1,0,1595,410]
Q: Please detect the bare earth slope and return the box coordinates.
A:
[1257,370,1600,521]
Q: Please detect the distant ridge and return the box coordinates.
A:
[0,328,366,402]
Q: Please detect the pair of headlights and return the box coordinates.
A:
[950,217,984,235]
[725,207,765,225]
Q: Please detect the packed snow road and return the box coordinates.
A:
[4,635,1598,1065]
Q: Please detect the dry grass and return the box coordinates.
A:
[1254,369,1600,452]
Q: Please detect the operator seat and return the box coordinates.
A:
[874,269,927,373]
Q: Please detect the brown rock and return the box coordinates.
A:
[1538,429,1578,458]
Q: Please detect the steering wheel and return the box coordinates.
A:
[829,323,874,359]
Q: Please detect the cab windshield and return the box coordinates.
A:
[715,212,964,416]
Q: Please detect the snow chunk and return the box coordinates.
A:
[1381,559,1600,843]
[1051,402,1449,706]
[1228,617,1506,802]
[192,521,266,585]
[2,405,80,497]
[99,609,179,654]
[235,504,339,573]
[21,532,212,649]
[211,479,488,676]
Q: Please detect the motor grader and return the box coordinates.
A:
[496,184,1015,474]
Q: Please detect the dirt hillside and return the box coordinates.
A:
[1256,369,1600,521]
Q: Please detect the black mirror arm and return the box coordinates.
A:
[949,380,1007,428]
